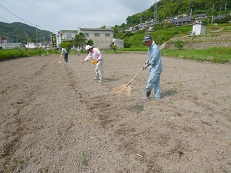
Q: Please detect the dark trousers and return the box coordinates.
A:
[64,53,68,62]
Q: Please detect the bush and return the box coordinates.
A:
[0,48,49,60]
[174,39,185,50]
[0,49,28,60]
[111,45,117,52]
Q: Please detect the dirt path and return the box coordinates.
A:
[0,53,231,173]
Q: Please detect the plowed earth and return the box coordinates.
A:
[0,53,231,173]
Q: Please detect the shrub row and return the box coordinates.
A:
[0,49,60,60]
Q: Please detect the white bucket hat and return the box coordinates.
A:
[85,45,93,51]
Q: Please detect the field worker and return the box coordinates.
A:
[60,47,68,63]
[82,45,104,82]
[77,46,81,56]
[142,34,162,100]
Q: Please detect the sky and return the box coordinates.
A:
[0,0,158,34]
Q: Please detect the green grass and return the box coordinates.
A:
[81,150,87,166]
[161,47,231,63]
[0,48,59,60]
[121,47,147,51]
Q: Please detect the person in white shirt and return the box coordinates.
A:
[82,45,104,82]
[76,46,81,56]
[60,47,68,63]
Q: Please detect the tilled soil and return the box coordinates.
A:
[0,53,231,173]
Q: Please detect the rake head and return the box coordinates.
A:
[112,83,131,97]
[112,67,144,97]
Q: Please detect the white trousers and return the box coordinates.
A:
[95,59,104,80]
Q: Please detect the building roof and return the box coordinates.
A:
[80,28,113,31]
[197,14,207,17]
[172,16,191,23]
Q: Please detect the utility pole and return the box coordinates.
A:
[23,32,30,53]
[35,25,40,45]
[211,4,214,24]
[190,8,192,18]
[36,25,38,44]
[154,0,157,21]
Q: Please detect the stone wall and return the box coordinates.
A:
[165,32,231,50]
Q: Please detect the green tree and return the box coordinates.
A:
[100,25,106,29]
[60,41,72,51]
[72,33,86,50]
[86,39,94,46]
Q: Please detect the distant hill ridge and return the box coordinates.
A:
[0,22,52,44]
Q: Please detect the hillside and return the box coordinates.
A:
[0,22,52,44]
[126,0,231,25]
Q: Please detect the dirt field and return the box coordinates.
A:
[0,53,231,173]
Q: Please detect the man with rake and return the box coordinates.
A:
[142,34,162,100]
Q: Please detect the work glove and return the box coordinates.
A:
[143,61,150,69]
[82,60,85,65]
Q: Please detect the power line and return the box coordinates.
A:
[0,3,37,26]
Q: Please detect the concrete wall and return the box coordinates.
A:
[193,24,206,35]
[112,38,124,49]
[165,41,231,50]
[79,28,113,49]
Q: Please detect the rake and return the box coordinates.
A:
[112,68,144,97]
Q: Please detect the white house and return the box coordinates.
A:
[78,28,113,49]
[192,24,206,35]
[58,27,123,50]
[25,42,43,48]
[0,43,23,49]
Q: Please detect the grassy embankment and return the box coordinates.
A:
[119,24,231,63]
[116,47,231,64]
[161,47,231,63]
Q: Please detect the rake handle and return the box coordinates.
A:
[126,68,144,86]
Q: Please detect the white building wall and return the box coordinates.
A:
[80,28,113,49]
[113,38,124,49]
[59,30,78,41]
[193,24,206,35]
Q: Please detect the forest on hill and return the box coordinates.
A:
[126,0,230,25]
[0,22,52,44]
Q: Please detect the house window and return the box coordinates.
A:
[105,33,110,37]
[84,33,89,37]
[67,34,72,38]
[95,33,100,37]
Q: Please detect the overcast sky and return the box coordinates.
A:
[0,0,158,34]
